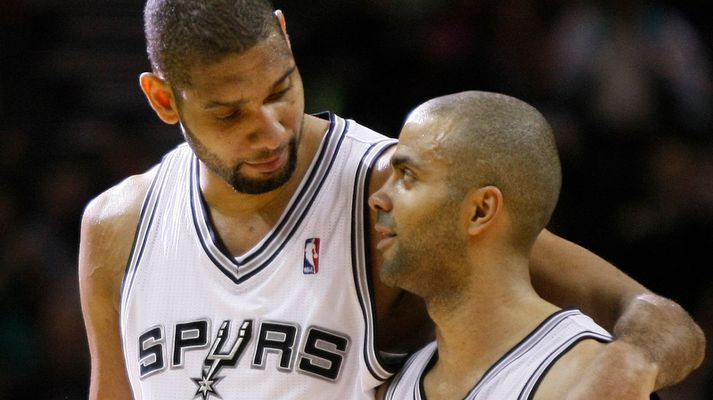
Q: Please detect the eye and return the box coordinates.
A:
[265,74,293,103]
[398,166,416,188]
[265,85,291,103]
[215,109,242,121]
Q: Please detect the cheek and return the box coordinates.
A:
[394,198,430,232]
[284,97,304,125]
[397,195,455,239]
[284,83,305,118]
[287,106,303,129]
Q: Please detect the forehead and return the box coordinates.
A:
[186,34,293,99]
[394,117,450,171]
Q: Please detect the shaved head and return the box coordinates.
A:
[405,91,561,248]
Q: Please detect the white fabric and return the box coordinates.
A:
[385,309,612,400]
[120,113,396,399]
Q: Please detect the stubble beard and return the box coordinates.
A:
[378,204,466,301]
[182,120,302,195]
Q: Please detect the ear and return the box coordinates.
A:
[465,186,502,236]
[274,9,291,49]
[139,72,180,125]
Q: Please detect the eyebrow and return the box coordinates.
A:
[391,154,414,169]
[203,64,298,110]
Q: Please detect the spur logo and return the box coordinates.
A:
[136,318,350,399]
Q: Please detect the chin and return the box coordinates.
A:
[379,276,400,289]
[379,263,403,288]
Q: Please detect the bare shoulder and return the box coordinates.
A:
[84,167,158,230]
[79,166,158,314]
[79,167,158,399]
[80,167,158,288]
[533,338,608,399]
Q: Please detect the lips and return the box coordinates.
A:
[244,150,288,174]
[374,223,396,251]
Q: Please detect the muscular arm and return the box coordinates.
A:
[530,230,706,389]
[79,170,155,400]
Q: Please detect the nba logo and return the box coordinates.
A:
[303,238,320,274]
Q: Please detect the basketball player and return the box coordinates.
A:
[78,1,704,399]
[371,91,657,399]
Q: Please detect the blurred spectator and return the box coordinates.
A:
[542,0,712,263]
[542,2,712,397]
[546,0,711,135]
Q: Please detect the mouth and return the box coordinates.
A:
[374,224,396,251]
[244,149,288,174]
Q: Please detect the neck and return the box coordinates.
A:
[195,114,330,257]
[200,166,290,218]
[423,251,559,397]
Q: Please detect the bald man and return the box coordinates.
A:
[370,91,657,399]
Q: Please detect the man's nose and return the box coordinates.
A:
[368,185,392,213]
[248,105,286,150]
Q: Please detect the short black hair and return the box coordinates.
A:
[144,0,278,89]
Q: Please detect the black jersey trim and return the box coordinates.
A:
[386,342,437,400]
[189,158,236,280]
[384,343,430,400]
[388,309,612,400]
[416,348,438,400]
[463,309,598,398]
[523,333,612,400]
[190,112,348,284]
[350,139,397,381]
[120,148,180,326]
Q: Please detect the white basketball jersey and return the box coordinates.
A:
[120,113,397,399]
[384,309,613,400]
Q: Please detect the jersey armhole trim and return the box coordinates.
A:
[119,149,181,330]
[522,333,613,400]
[351,139,398,381]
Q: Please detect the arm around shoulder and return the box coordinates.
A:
[79,169,156,400]
[530,229,706,390]
[610,293,705,389]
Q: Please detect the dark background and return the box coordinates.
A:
[0,0,711,398]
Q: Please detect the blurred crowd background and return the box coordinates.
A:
[0,0,711,398]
